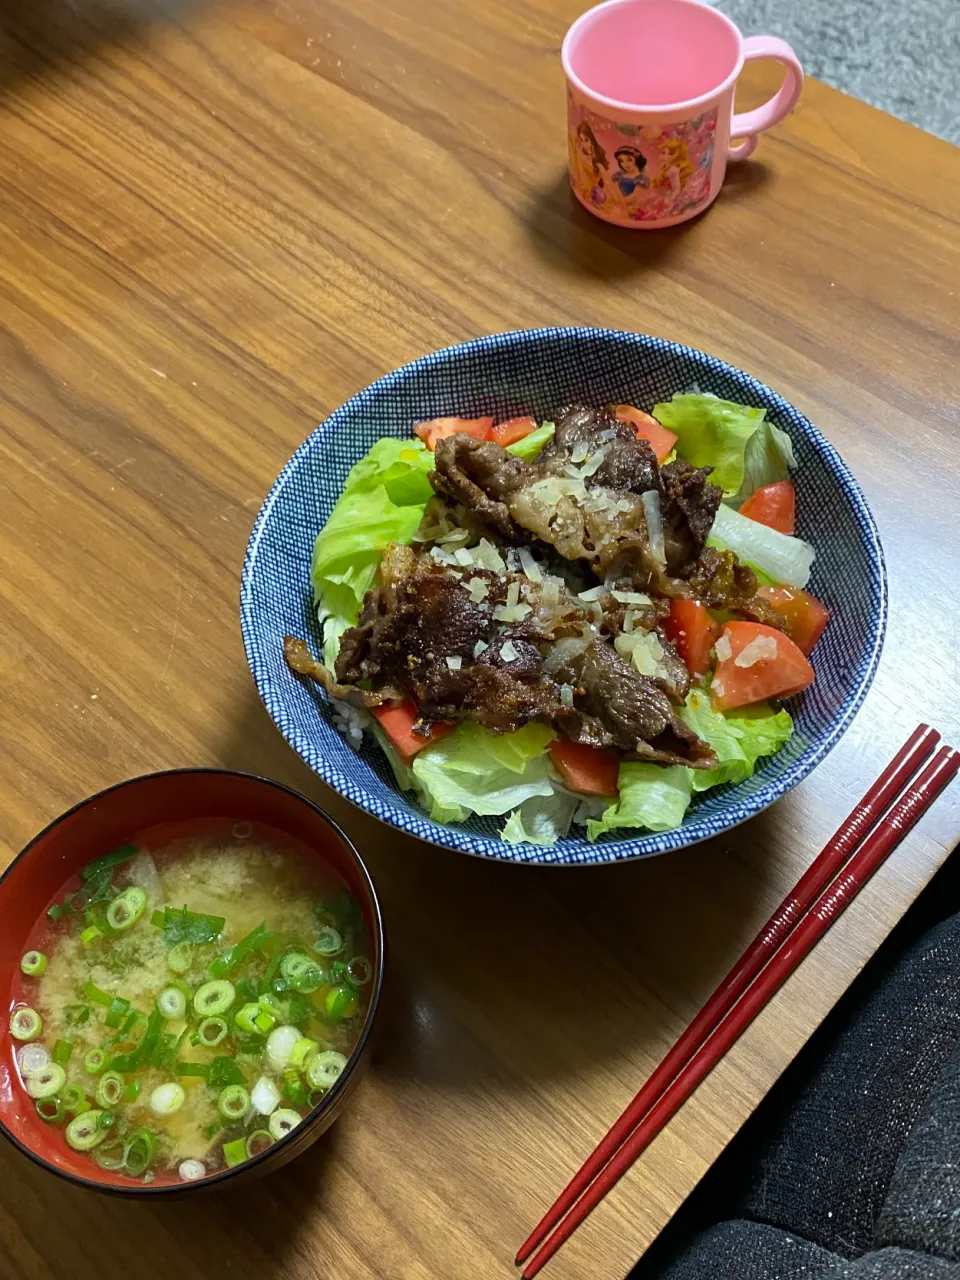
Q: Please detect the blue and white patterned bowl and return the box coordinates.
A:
[240,328,886,866]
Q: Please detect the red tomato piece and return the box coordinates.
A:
[711,622,815,711]
[413,417,493,450]
[757,586,830,656]
[549,739,620,797]
[373,700,454,761]
[489,416,538,448]
[612,405,678,464]
[739,480,796,535]
[661,599,719,678]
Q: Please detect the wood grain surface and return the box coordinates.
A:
[1,2,959,1278]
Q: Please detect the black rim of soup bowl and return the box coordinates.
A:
[0,767,386,1197]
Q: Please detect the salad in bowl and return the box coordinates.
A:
[282,394,831,849]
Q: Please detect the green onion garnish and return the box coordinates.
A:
[80,843,138,881]
[222,1137,248,1168]
[120,1010,139,1037]
[65,1110,107,1151]
[20,950,48,977]
[207,1056,245,1090]
[24,1064,66,1100]
[178,1062,210,1078]
[157,905,226,948]
[245,1130,273,1159]
[96,1072,125,1109]
[10,1007,42,1042]
[313,926,343,957]
[92,1139,127,1171]
[106,886,147,932]
[97,1110,116,1130]
[149,1082,186,1116]
[234,1003,264,1035]
[254,1010,276,1035]
[346,956,373,988]
[193,979,236,1018]
[167,942,193,974]
[208,921,273,979]
[46,904,63,923]
[289,1037,319,1070]
[60,1084,87,1113]
[124,1080,142,1103]
[268,1108,302,1142]
[323,985,358,1022]
[35,1097,64,1124]
[197,1016,229,1047]
[52,1038,73,1065]
[84,1047,109,1075]
[307,1050,348,1091]
[82,981,113,1006]
[307,1088,327,1108]
[156,986,188,1020]
[80,925,104,947]
[122,1128,159,1176]
[105,997,131,1029]
[217,1084,250,1121]
[282,1068,308,1106]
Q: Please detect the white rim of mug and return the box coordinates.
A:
[562,0,746,116]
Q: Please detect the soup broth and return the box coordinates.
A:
[6,820,373,1185]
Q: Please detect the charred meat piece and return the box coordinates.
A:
[660,459,723,576]
[416,661,561,733]
[430,435,533,539]
[283,637,392,708]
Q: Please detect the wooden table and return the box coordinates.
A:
[1,2,959,1278]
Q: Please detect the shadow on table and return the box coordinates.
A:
[217,688,775,1093]
[0,0,196,94]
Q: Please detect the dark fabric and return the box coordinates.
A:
[644,1220,837,1279]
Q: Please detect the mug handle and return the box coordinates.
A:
[728,36,803,160]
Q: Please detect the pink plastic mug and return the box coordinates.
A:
[563,0,803,228]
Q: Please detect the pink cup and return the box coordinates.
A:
[563,0,803,228]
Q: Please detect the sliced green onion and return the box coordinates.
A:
[80,925,104,947]
[65,1110,107,1151]
[97,1110,116,1130]
[93,1139,127,1171]
[105,997,131,1029]
[35,1097,64,1123]
[124,1080,142,1103]
[324,985,358,1022]
[83,1047,109,1075]
[96,1072,125,1109]
[193,979,236,1017]
[156,986,188,1020]
[265,1025,302,1074]
[208,922,272,979]
[232,821,253,840]
[178,1158,207,1181]
[268,1108,302,1141]
[207,1055,245,1089]
[254,1010,276,1035]
[167,942,193,974]
[106,886,147,932]
[81,842,137,881]
[157,905,226,948]
[258,993,284,1020]
[222,1137,248,1168]
[25,1063,67,1100]
[65,1004,91,1028]
[307,1088,327,1108]
[346,956,373,988]
[234,1002,264,1035]
[282,1068,308,1105]
[218,1084,251,1121]
[123,1128,159,1175]
[52,1039,73,1065]
[197,1016,228,1048]
[313,926,343,957]
[47,904,64,923]
[120,1010,140,1038]
[178,1062,210,1079]
[20,950,48,977]
[60,1084,88,1113]
[245,1130,273,1158]
[18,1044,51,1077]
[82,981,113,1006]
[289,1038,319,1070]
[280,952,312,982]
[10,1007,42,1042]
[149,1082,186,1116]
[307,1051,348,1090]
[151,908,165,928]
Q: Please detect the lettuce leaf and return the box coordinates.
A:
[652,394,767,495]
[681,690,793,791]
[412,722,556,820]
[587,764,694,839]
[729,421,796,506]
[708,502,814,588]
[506,422,555,461]
[503,790,579,846]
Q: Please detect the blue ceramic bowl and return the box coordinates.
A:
[240,328,886,866]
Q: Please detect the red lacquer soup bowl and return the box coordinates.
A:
[0,770,384,1195]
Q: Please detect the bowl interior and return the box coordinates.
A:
[0,770,383,1191]
[241,328,886,865]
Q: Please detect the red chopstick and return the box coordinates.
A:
[519,736,959,1279]
[516,724,939,1267]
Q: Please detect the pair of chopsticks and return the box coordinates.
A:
[516,724,960,1277]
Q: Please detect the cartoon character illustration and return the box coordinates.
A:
[651,138,694,195]
[570,119,609,207]
[610,146,650,209]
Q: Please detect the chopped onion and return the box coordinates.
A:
[265,1025,302,1074]
[474,539,506,575]
[500,640,519,662]
[251,1075,282,1117]
[623,609,638,634]
[715,633,733,662]
[571,440,590,464]
[445,655,463,670]
[149,1082,186,1116]
[734,635,779,668]
[559,684,575,707]
[578,447,608,478]
[492,602,532,622]
[18,1044,51,1078]
[473,639,489,657]
[540,577,561,610]
[543,635,591,675]
[641,490,666,564]
[577,586,606,602]
[518,548,542,582]
[611,590,652,605]
[506,580,520,608]
[467,577,489,603]
[454,547,473,567]
[616,631,664,676]
[179,1159,206,1182]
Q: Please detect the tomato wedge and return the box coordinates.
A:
[373,701,454,761]
[662,599,719,678]
[739,480,796,535]
[711,622,815,710]
[490,416,538,448]
[757,586,830,656]
[549,739,620,797]
[612,404,678,464]
[414,417,493,450]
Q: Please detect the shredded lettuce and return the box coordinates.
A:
[503,790,579,846]
[708,502,814,588]
[652,394,767,495]
[587,764,694,839]
[369,722,417,793]
[681,690,793,791]
[412,722,556,821]
[729,420,796,506]
[506,422,555,461]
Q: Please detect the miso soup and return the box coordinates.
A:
[6,820,373,1184]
